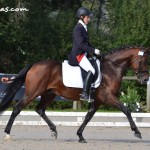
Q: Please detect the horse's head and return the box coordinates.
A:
[130,48,149,84]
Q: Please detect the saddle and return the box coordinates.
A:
[62,57,102,88]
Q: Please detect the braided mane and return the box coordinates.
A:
[104,45,145,56]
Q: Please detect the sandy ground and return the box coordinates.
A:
[0,126,150,150]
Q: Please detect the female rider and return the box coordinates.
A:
[68,7,101,102]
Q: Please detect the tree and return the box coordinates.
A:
[0,0,81,72]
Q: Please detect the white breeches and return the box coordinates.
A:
[79,55,95,75]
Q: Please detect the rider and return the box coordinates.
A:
[68,7,101,102]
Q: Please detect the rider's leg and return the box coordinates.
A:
[79,56,95,102]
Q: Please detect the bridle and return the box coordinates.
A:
[132,50,149,80]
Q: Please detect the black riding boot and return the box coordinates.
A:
[80,71,94,102]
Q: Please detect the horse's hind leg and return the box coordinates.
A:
[4,95,33,140]
[35,91,57,139]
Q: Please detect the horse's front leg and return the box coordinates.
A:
[119,103,142,139]
[108,96,142,139]
[77,102,97,143]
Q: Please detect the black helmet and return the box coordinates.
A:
[76,7,93,18]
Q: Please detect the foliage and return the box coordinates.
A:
[10,100,73,110]
[89,0,150,51]
[0,0,80,72]
[121,79,147,101]
[48,100,73,110]
[10,100,119,111]
[120,86,141,103]
[120,86,142,112]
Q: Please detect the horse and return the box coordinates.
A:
[0,46,149,143]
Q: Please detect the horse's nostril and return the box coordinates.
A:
[144,79,148,83]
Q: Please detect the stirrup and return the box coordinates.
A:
[79,93,94,103]
[80,93,89,101]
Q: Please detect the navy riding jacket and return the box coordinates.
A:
[68,23,95,66]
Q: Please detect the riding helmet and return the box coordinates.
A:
[76,7,93,18]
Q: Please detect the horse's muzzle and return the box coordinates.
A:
[139,77,149,84]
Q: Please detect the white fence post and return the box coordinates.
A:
[73,101,82,110]
[73,101,78,110]
[147,77,150,112]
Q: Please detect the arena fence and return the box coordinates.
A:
[0,111,150,127]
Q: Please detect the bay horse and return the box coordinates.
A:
[0,46,149,143]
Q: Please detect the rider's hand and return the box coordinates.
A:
[1,77,9,82]
[94,49,101,55]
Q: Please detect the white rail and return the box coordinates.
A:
[0,111,150,127]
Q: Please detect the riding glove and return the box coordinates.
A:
[94,49,101,55]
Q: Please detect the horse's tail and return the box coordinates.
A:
[0,64,32,113]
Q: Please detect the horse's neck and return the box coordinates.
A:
[104,50,134,80]
[104,59,128,81]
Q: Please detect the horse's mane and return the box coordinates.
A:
[104,45,145,56]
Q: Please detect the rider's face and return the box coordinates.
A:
[83,16,91,25]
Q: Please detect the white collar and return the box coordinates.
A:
[78,20,87,31]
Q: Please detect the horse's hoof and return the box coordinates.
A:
[134,133,142,139]
[5,134,12,141]
[78,139,87,143]
[51,131,58,139]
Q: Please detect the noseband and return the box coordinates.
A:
[133,50,149,80]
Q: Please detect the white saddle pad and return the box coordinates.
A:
[62,60,102,88]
